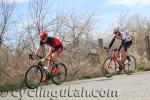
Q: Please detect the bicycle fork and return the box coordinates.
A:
[108,59,113,69]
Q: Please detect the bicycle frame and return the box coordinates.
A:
[102,47,136,78]
[29,54,58,78]
[25,54,67,89]
[107,50,124,69]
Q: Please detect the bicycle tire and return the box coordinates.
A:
[24,65,43,89]
[51,63,67,85]
[101,57,116,78]
[124,55,136,75]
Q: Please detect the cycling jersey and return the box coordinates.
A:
[40,37,63,55]
[40,37,62,48]
[120,32,132,42]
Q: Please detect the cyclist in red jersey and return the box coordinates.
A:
[35,32,63,82]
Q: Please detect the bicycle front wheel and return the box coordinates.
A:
[25,65,43,89]
[101,57,116,78]
[51,63,67,85]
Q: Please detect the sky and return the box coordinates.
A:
[1,0,150,37]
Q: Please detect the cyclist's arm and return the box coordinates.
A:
[118,39,125,52]
[35,46,41,55]
[44,46,54,59]
[35,40,43,55]
[108,36,116,49]
[118,44,123,52]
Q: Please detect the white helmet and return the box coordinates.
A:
[113,27,120,34]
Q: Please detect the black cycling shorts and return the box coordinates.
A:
[121,41,132,52]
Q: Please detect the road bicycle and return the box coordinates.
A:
[24,54,67,89]
[102,47,136,78]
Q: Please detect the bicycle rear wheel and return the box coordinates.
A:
[25,65,43,89]
[124,55,136,75]
[101,57,116,78]
[51,63,67,85]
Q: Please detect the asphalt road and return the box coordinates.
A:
[1,71,150,100]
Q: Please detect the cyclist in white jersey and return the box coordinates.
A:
[108,27,132,70]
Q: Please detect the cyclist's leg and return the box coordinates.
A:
[119,41,128,63]
[52,53,58,63]
[124,41,132,61]
[48,55,52,69]
[118,43,124,63]
[121,41,132,62]
[47,47,55,70]
[120,47,126,63]
[51,47,63,74]
[52,47,63,64]
[117,47,125,72]
[42,55,53,82]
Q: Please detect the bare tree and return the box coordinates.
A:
[0,0,15,47]
[64,12,95,49]
[19,0,51,55]
[29,0,49,34]
[0,0,15,83]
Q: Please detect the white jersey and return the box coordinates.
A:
[120,32,132,42]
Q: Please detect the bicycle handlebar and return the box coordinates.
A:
[103,47,119,58]
[29,54,43,60]
[104,47,118,52]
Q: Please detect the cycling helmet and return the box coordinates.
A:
[40,32,47,40]
[113,27,120,34]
